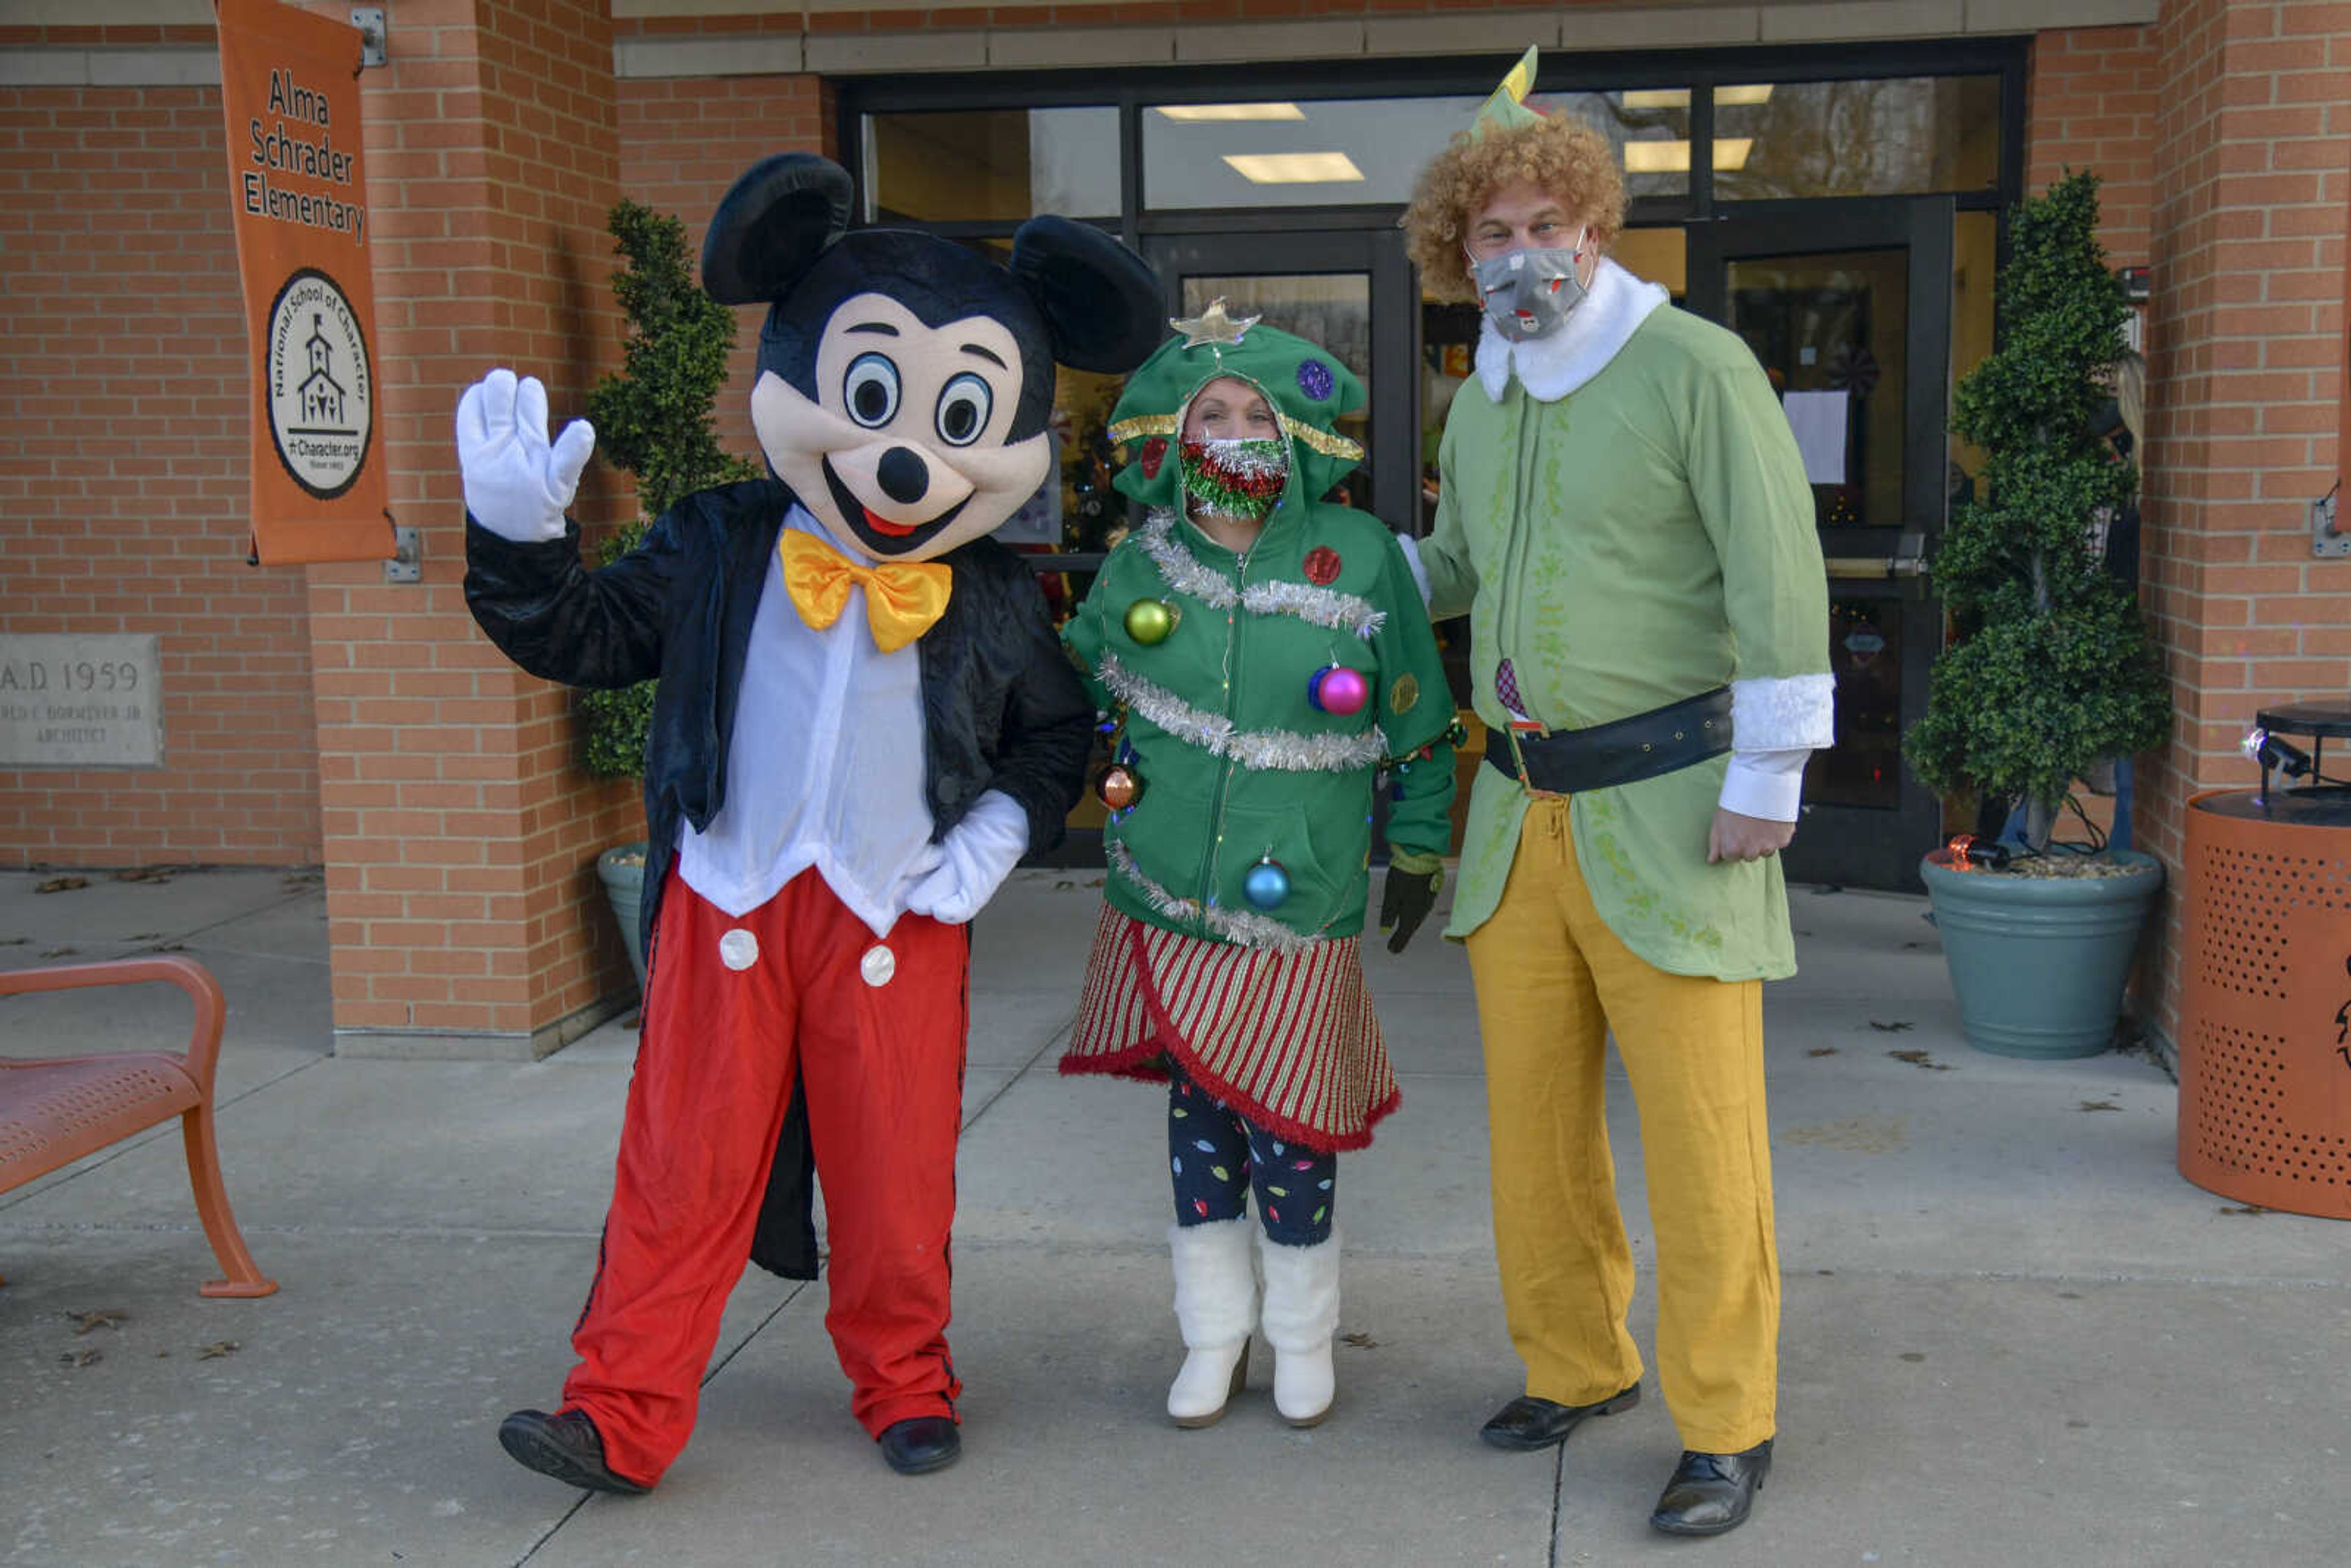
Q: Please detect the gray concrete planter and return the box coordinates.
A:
[596,841,650,999]
[1919,847,2164,1059]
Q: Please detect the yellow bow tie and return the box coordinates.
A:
[778,528,953,655]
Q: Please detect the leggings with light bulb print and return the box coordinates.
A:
[1166,1063,1335,1247]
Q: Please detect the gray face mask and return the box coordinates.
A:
[1470,238,1589,342]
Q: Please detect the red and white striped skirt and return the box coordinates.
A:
[1059,904,1400,1152]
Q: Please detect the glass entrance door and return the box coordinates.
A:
[1686,196,1955,890]
[1142,228,1417,531]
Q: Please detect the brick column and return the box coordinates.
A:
[315,1,632,1057]
[2134,0,2350,1056]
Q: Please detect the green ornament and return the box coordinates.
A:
[1124,598,1179,645]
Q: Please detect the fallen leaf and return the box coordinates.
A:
[143,942,187,953]
[34,876,88,895]
[1054,879,1074,890]
[1087,877,1105,887]
[2218,1204,2266,1217]
[1888,1049,1951,1071]
[60,1348,102,1368]
[2077,1100,2120,1112]
[1806,1047,1839,1058]
[0,936,26,945]
[39,947,77,959]
[1868,1020,1914,1033]
[68,1308,128,1335]
[197,1340,239,1359]
[1341,1331,1379,1349]
[1809,884,1844,896]
[112,868,168,883]
[126,931,165,942]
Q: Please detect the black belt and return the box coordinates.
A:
[1485,687,1733,796]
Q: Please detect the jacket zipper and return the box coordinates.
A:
[1192,539,1249,926]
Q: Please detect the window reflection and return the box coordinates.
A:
[863,108,1119,223]
[1714,77,2000,200]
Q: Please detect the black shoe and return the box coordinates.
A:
[877,1414,962,1476]
[498,1408,651,1496]
[1477,1381,1641,1452]
[1649,1439,1772,1536]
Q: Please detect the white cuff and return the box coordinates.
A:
[1718,748,1809,822]
[1397,534,1434,608]
[1731,673,1835,751]
[904,789,1030,925]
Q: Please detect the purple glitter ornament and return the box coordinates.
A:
[1297,359,1335,400]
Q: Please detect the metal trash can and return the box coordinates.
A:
[2176,713,2351,1218]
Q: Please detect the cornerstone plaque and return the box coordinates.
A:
[0,635,163,768]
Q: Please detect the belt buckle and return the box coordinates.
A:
[1503,721,1564,801]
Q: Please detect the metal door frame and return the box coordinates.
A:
[1686,195,1955,890]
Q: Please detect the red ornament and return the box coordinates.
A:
[1303,546,1342,585]
[1140,437,1168,479]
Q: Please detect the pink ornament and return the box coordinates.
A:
[1308,664,1370,716]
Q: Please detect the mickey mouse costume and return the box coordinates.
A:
[458,154,1161,1488]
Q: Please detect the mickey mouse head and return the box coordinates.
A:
[702,155,1162,563]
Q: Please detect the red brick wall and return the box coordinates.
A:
[0,83,323,869]
[616,74,833,468]
[2135,0,2350,1051]
[2027,24,2158,267]
[310,0,633,1041]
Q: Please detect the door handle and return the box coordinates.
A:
[1823,531,1928,580]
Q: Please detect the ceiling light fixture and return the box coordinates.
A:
[1622,138,1755,174]
[1222,152,1365,184]
[1156,103,1307,122]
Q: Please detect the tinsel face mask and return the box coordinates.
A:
[1470,232,1589,342]
[1180,437,1288,522]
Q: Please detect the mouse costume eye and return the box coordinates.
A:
[934,373,993,448]
[844,353,901,428]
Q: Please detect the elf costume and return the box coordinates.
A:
[1059,307,1457,1429]
[1401,50,1831,1536]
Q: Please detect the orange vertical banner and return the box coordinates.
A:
[216,0,391,566]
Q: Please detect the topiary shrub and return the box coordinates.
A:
[1902,171,2171,851]
[577,200,763,781]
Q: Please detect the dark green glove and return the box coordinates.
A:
[1378,850,1444,954]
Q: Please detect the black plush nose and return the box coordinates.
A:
[877,446,929,505]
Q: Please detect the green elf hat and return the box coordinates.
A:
[1106,299,1366,511]
[1471,45,1544,138]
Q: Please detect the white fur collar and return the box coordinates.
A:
[1474,258,1670,405]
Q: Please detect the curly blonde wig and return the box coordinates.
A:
[1402,116,1629,303]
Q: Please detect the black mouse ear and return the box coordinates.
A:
[700,154,856,306]
[1007,216,1166,375]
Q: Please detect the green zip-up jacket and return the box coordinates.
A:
[1065,500,1457,948]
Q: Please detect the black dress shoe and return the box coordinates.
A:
[877,1414,962,1476]
[1477,1381,1641,1451]
[498,1408,651,1495]
[1649,1439,1772,1536]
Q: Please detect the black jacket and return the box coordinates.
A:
[465,479,1093,1277]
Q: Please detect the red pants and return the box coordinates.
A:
[561,868,970,1485]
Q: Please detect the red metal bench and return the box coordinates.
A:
[0,955,277,1297]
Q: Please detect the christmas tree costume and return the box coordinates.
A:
[459,154,1162,1489]
[1401,50,1830,1534]
[1060,308,1458,1426]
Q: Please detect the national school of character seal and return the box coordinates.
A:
[264,266,373,498]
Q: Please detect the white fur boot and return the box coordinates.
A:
[1166,1218,1256,1427]
[1258,1228,1341,1427]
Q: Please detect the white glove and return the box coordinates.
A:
[903,790,1030,926]
[455,368,596,544]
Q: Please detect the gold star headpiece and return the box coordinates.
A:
[1169,297,1261,350]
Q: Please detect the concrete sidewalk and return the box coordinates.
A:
[2,864,2344,1567]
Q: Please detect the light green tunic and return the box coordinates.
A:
[1421,304,1830,981]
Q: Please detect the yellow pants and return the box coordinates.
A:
[1464,797,1779,1453]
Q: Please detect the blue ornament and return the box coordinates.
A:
[1243,855,1291,910]
[1297,359,1335,400]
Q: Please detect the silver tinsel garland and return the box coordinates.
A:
[1098,652,1390,773]
[1106,839,1322,952]
[1139,511,1385,639]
